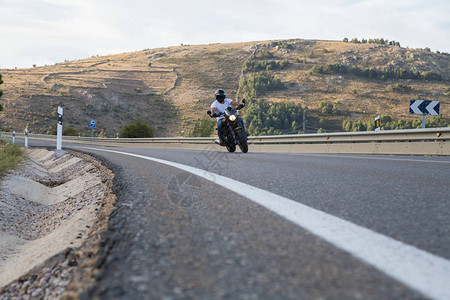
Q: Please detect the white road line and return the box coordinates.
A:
[287,153,450,164]
[82,147,450,300]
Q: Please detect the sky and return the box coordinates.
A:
[1,0,449,69]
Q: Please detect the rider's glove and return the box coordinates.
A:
[211,113,218,118]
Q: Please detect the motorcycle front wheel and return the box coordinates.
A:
[226,143,236,152]
[237,128,248,153]
[239,140,248,153]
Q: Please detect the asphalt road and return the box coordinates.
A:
[9,139,450,299]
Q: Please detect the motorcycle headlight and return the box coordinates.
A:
[229,115,237,122]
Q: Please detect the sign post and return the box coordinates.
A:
[90,119,96,137]
[409,99,440,128]
[57,106,63,151]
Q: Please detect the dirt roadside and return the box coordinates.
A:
[0,148,115,299]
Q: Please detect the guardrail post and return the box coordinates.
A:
[24,128,28,148]
[57,106,63,151]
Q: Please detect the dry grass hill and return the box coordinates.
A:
[0,39,449,137]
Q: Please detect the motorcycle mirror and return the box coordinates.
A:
[242,99,246,104]
[207,110,211,115]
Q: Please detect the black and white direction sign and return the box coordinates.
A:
[409,100,440,116]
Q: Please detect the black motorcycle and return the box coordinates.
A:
[207,99,248,153]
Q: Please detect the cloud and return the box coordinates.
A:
[0,0,449,68]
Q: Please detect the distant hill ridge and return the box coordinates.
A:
[0,38,448,136]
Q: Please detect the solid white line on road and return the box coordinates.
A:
[82,147,450,300]
[287,153,450,164]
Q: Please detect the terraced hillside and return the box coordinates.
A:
[0,39,449,136]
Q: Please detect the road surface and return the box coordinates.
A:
[9,139,450,299]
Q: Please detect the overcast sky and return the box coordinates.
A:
[1,0,449,69]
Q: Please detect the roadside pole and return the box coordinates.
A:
[12,131,15,144]
[375,116,380,132]
[24,128,28,149]
[57,106,63,151]
[303,109,306,133]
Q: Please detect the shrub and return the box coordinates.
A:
[309,64,442,81]
[62,127,79,136]
[0,141,25,177]
[323,63,347,74]
[254,50,273,59]
[318,101,338,115]
[422,71,442,81]
[386,83,412,93]
[342,115,449,131]
[244,59,289,72]
[445,87,450,96]
[240,72,283,99]
[309,65,323,75]
[119,119,154,138]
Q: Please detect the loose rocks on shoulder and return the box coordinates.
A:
[0,148,116,299]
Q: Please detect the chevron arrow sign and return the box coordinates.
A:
[409,100,440,116]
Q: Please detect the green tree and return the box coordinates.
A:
[242,99,303,136]
[119,119,154,138]
[254,50,273,59]
[318,101,337,115]
[240,72,283,99]
[190,117,215,137]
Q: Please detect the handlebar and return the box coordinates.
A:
[207,111,224,118]
[207,99,246,118]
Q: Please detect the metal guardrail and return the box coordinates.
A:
[2,127,449,143]
[2,127,449,155]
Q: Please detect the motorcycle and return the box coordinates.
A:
[207,99,248,153]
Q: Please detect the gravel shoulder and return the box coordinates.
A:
[0,148,115,299]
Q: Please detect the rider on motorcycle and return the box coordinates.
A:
[210,89,246,145]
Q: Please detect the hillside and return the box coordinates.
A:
[0,39,449,137]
